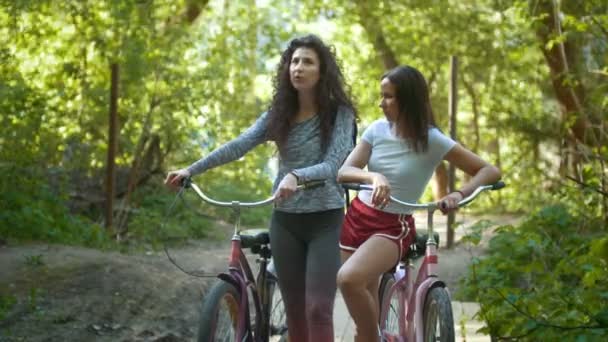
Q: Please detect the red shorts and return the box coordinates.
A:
[340,197,416,262]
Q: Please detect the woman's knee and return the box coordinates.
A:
[337,267,365,293]
[305,296,334,324]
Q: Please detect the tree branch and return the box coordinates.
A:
[354,0,398,69]
[566,175,608,197]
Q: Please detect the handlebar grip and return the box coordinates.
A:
[300,179,326,190]
[342,183,362,191]
[180,177,192,188]
[491,181,506,190]
[342,183,373,191]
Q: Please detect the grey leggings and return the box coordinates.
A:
[269,208,343,342]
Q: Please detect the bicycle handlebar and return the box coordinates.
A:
[182,178,326,208]
[342,181,505,211]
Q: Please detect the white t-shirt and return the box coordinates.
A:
[358,119,456,214]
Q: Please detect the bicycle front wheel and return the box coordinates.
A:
[198,280,241,342]
[422,286,455,342]
[379,273,401,339]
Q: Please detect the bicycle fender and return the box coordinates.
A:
[218,272,240,291]
[414,278,449,341]
[219,271,254,342]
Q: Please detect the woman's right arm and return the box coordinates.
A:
[165,113,269,188]
[337,141,372,183]
[337,141,391,207]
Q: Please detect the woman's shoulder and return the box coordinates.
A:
[361,119,390,141]
[428,126,456,147]
[428,126,444,136]
[429,126,453,139]
[367,118,390,131]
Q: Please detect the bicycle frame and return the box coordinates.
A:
[190,180,271,341]
[188,179,324,341]
[344,182,505,341]
[223,238,262,340]
[378,206,445,342]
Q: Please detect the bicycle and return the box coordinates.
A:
[182,177,324,342]
[342,181,505,342]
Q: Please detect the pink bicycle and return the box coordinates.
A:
[343,181,504,342]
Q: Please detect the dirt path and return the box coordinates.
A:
[0,215,516,342]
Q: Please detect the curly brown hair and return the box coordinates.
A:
[266,34,356,154]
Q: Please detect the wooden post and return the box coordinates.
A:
[447,56,458,248]
[105,63,119,231]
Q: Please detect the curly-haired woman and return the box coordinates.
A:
[166,34,357,342]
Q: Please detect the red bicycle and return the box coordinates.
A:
[183,178,324,342]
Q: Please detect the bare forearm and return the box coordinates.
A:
[337,166,376,184]
[459,165,501,196]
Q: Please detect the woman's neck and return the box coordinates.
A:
[295,91,318,123]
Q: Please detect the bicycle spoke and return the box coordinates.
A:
[381,290,401,338]
[214,294,239,341]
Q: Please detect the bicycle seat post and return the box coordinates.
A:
[231,201,241,237]
[426,205,437,245]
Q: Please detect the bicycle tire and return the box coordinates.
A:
[378,273,401,339]
[197,280,242,342]
[266,279,288,341]
[422,286,455,342]
[257,268,288,341]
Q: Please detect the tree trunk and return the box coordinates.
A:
[534,0,589,178]
[354,0,398,69]
[115,98,158,236]
[462,77,480,154]
[105,63,119,231]
[447,56,458,249]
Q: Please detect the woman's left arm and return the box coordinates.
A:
[439,144,501,211]
[291,108,355,182]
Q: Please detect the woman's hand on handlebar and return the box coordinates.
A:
[164,168,191,190]
[371,172,391,209]
[274,173,298,203]
[438,191,464,214]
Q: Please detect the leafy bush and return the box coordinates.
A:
[459,204,608,340]
[0,294,16,321]
[0,165,112,248]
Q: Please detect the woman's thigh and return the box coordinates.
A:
[340,236,399,286]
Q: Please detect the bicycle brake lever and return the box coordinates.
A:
[180,177,192,189]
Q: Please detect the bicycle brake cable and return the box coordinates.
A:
[161,184,218,278]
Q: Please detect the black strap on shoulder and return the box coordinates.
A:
[344,118,358,208]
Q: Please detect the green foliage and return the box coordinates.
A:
[0,0,284,248]
[0,294,16,321]
[1,0,606,268]
[28,287,40,312]
[122,173,273,249]
[23,254,44,267]
[459,200,608,340]
[0,165,112,248]
[124,181,215,249]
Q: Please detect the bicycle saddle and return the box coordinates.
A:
[239,229,270,249]
[403,229,440,261]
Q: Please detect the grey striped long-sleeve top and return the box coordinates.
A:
[187,106,355,213]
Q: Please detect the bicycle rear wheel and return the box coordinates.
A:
[198,280,241,342]
[422,287,455,342]
[379,273,401,340]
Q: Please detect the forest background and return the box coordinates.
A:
[1,0,607,340]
